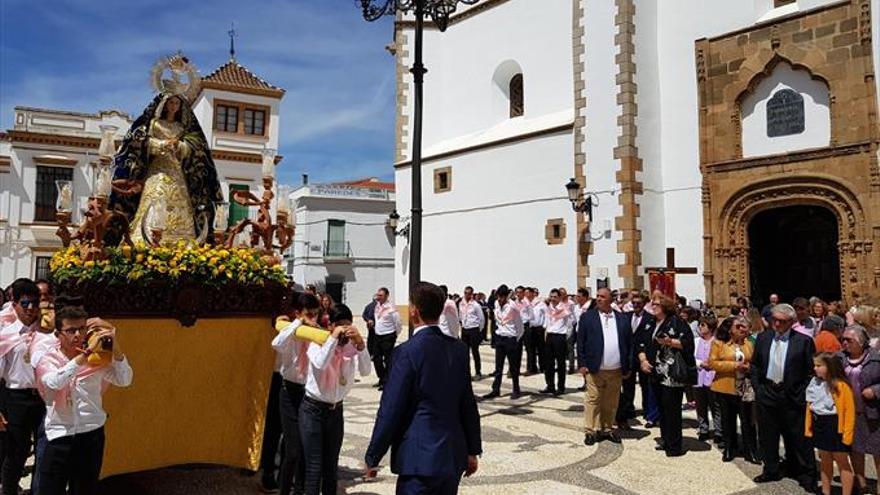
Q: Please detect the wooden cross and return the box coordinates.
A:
[645,248,699,275]
[644,248,698,297]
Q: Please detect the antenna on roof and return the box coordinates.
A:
[228,22,237,60]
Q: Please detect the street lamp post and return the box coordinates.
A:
[359,0,479,295]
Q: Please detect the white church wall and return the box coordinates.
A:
[583,0,625,291]
[415,0,573,149]
[193,89,281,152]
[741,63,831,158]
[633,0,668,286]
[394,131,576,302]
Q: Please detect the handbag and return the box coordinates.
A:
[669,349,698,385]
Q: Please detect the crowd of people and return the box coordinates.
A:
[0,279,132,494]
[256,282,880,495]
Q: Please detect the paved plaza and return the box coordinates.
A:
[92,343,856,495]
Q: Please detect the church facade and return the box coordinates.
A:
[390,0,880,307]
[0,58,285,288]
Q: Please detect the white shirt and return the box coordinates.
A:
[0,319,40,389]
[599,311,621,370]
[272,319,308,384]
[574,302,591,324]
[438,299,462,339]
[545,303,573,336]
[517,299,533,326]
[304,336,371,404]
[530,300,547,328]
[631,311,645,333]
[459,299,485,330]
[41,356,133,441]
[374,302,402,336]
[494,301,524,339]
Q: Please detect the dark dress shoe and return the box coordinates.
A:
[753,473,783,484]
[722,448,735,462]
[607,431,622,444]
[655,444,666,451]
[577,385,586,392]
[698,432,711,441]
[645,421,657,428]
[743,450,761,465]
[617,421,632,431]
[553,388,565,397]
[510,391,522,400]
[539,387,555,394]
[665,450,686,457]
[481,391,500,400]
[584,433,597,446]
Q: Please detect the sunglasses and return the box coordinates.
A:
[841,337,854,343]
[17,299,38,309]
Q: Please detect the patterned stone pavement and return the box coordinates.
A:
[95,343,858,494]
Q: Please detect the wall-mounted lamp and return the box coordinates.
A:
[565,178,606,241]
[386,210,410,238]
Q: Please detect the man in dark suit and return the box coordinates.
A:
[364,282,482,495]
[362,297,378,386]
[577,287,633,445]
[750,303,817,492]
[617,291,656,429]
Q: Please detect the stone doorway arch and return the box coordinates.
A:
[709,175,869,306]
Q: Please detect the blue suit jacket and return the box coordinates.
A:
[365,325,482,477]
[576,309,633,374]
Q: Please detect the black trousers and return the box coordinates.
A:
[543,333,567,392]
[2,388,44,495]
[260,372,284,479]
[617,371,637,423]
[757,400,816,483]
[717,393,756,453]
[658,385,685,454]
[492,336,521,394]
[526,326,545,374]
[39,426,104,495]
[461,327,482,376]
[279,380,306,495]
[298,397,344,495]
[372,333,397,386]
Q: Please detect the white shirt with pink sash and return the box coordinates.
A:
[304,336,371,404]
[459,299,485,330]
[438,299,462,339]
[272,319,309,385]
[494,301,524,339]
[36,342,133,441]
[0,319,45,389]
[374,302,402,336]
[545,303,574,336]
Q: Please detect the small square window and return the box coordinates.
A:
[545,219,566,245]
[434,167,452,193]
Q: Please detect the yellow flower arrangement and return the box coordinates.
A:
[49,241,288,287]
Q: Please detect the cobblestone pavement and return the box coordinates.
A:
[95,343,862,494]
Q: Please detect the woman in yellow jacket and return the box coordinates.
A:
[807,352,856,495]
[708,316,756,463]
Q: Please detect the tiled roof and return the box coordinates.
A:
[334,177,395,192]
[201,59,285,98]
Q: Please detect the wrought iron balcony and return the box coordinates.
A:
[323,240,351,261]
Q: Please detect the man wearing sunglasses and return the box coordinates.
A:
[0,278,44,495]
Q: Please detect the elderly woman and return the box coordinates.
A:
[638,295,696,457]
[842,324,880,494]
[709,315,758,463]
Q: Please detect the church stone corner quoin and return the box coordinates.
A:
[696,0,880,305]
[613,0,644,291]
[572,0,589,287]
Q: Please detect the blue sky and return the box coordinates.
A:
[0,0,396,185]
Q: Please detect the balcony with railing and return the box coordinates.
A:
[323,240,352,261]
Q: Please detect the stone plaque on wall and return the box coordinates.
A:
[766,89,805,137]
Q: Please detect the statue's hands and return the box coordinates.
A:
[111,179,144,197]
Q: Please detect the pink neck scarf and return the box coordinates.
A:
[35,340,109,408]
[318,342,359,394]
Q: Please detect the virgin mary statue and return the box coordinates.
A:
[110,54,222,243]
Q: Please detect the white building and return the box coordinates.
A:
[0,57,285,287]
[285,177,396,312]
[390,0,880,307]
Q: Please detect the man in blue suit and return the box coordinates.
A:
[577,287,633,446]
[364,282,482,494]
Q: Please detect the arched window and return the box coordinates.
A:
[509,74,524,118]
